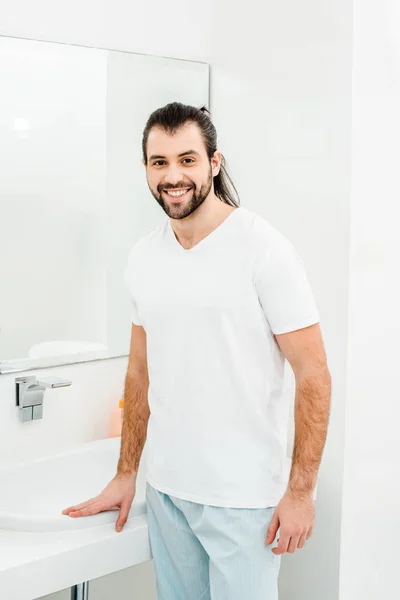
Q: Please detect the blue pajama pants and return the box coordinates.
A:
[146,482,282,599]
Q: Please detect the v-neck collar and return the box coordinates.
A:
[168,206,242,253]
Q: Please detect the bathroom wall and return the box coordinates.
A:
[339,1,400,599]
[0,1,352,599]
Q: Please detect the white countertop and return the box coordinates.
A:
[0,437,152,600]
[0,509,151,600]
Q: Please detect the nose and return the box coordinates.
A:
[165,163,184,186]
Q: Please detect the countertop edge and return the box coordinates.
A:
[0,514,151,600]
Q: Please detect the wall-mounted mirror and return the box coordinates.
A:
[0,36,209,374]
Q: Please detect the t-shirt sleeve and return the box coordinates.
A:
[254,239,320,335]
[123,259,142,327]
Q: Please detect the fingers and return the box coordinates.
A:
[287,535,302,553]
[297,531,308,549]
[272,528,313,555]
[115,500,131,533]
[66,501,105,518]
[265,511,279,545]
[62,496,109,518]
[62,498,97,515]
[272,531,291,555]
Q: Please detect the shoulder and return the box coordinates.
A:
[126,220,167,266]
[124,221,167,289]
[238,206,297,257]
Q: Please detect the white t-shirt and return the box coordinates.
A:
[124,206,320,508]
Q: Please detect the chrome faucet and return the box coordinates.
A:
[15,375,72,422]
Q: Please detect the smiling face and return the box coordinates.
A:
[144,122,221,220]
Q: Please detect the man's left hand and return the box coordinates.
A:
[265,490,315,555]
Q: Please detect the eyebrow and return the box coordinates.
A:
[149,150,201,162]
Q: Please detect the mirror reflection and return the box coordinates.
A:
[0,37,209,372]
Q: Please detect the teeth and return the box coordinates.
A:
[165,189,188,197]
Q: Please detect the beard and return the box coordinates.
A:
[149,166,213,220]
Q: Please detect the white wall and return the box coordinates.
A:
[0,1,354,600]
[339,1,400,598]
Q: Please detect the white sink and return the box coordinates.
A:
[0,437,147,532]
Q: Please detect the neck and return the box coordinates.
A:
[170,193,237,248]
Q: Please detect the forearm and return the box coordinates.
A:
[287,367,331,498]
[117,369,150,479]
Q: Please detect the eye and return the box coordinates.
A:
[182,158,195,164]
[153,160,166,167]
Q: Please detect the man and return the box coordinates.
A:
[63,102,331,599]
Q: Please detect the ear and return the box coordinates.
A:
[211,150,222,177]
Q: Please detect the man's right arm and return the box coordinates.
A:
[62,324,150,531]
[117,323,150,479]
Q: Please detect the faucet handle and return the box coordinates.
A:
[37,376,72,389]
[15,375,72,422]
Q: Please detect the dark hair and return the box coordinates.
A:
[142,102,240,207]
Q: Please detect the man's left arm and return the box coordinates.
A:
[265,322,332,554]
